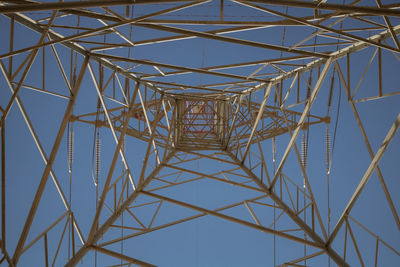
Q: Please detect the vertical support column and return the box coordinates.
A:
[12,56,89,265]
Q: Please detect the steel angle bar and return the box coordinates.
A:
[98,194,268,247]
[11,56,89,266]
[0,1,209,59]
[242,24,400,95]
[235,1,400,54]
[21,211,69,254]
[65,151,175,266]
[139,18,301,26]
[97,19,135,47]
[3,3,214,96]
[329,66,400,243]
[164,164,263,192]
[376,0,400,50]
[0,60,85,246]
[148,176,205,192]
[162,105,176,160]
[225,150,349,267]
[277,250,325,267]
[88,62,137,189]
[336,62,400,231]
[48,41,72,93]
[244,201,262,226]
[90,52,266,82]
[280,73,298,108]
[138,95,166,185]
[271,85,329,241]
[91,246,156,267]
[3,12,163,94]
[85,81,140,244]
[0,0,206,13]
[178,150,237,165]
[348,215,400,257]
[287,6,348,51]
[225,95,243,148]
[141,55,312,80]
[2,11,57,120]
[137,88,161,165]
[9,81,70,100]
[130,13,349,53]
[269,57,333,189]
[354,90,400,103]
[241,83,272,163]
[141,190,322,248]
[345,218,365,266]
[162,99,175,151]
[142,79,243,94]
[136,23,329,58]
[331,114,400,242]
[244,0,400,17]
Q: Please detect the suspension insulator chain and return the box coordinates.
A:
[68,122,74,173]
[301,132,308,170]
[326,127,331,175]
[95,131,101,181]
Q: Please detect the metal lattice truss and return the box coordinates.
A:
[0,0,400,266]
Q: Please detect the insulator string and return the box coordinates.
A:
[302,130,308,265]
[91,99,101,187]
[326,127,331,174]
[92,100,101,267]
[325,66,342,263]
[67,121,72,260]
[95,131,101,181]
[68,122,74,174]
[272,136,276,164]
[301,131,308,174]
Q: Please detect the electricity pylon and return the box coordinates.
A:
[0,1,399,266]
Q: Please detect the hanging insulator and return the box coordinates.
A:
[95,132,101,179]
[301,132,308,170]
[326,127,331,175]
[68,124,74,173]
[272,136,276,164]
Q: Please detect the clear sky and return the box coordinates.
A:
[0,0,400,266]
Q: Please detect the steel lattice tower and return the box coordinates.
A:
[0,0,399,266]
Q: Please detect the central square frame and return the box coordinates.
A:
[174,98,227,150]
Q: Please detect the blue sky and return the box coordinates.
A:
[0,0,400,266]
